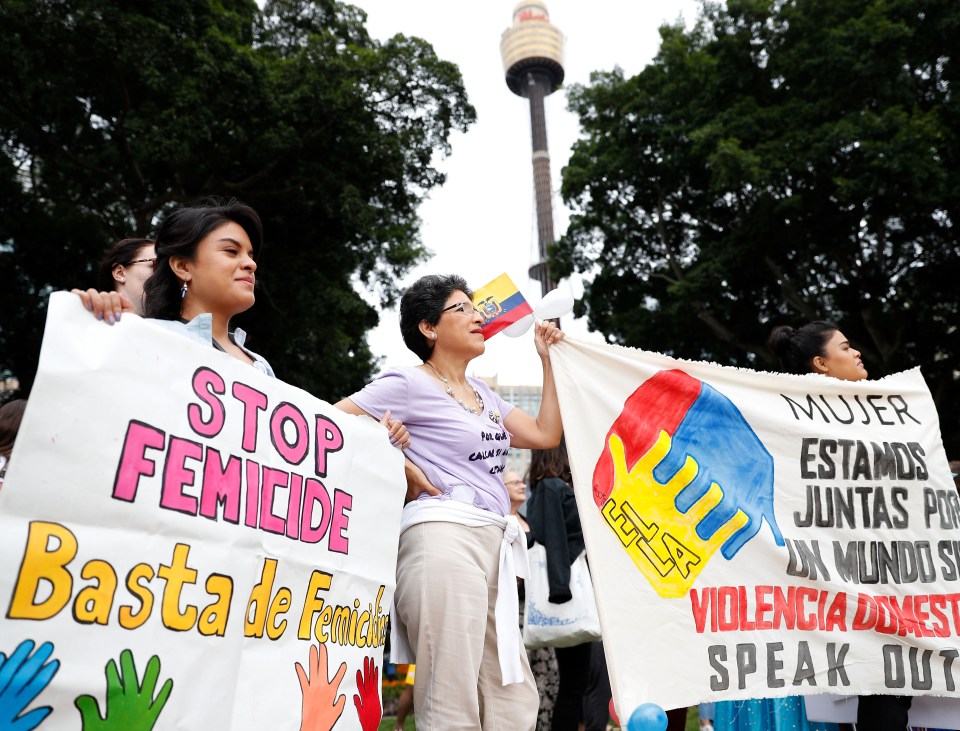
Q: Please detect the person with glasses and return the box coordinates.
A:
[95,237,157,315]
[336,273,565,730]
[507,468,560,731]
[505,471,530,531]
[526,436,591,731]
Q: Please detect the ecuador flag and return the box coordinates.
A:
[472,273,533,339]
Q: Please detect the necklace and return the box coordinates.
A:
[425,361,484,414]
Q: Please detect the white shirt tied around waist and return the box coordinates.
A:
[389,499,530,686]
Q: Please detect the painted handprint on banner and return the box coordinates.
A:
[74,650,173,730]
[593,369,784,598]
[352,656,381,731]
[0,640,60,730]
[295,642,347,731]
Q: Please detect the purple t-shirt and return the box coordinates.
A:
[349,367,516,516]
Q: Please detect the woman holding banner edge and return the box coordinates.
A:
[711,322,868,731]
[72,199,409,445]
[336,273,565,731]
[66,199,413,727]
[72,200,274,373]
[769,321,910,731]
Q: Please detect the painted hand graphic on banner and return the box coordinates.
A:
[593,369,784,598]
[296,642,347,731]
[74,650,173,730]
[0,640,60,730]
[352,656,381,731]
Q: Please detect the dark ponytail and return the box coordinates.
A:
[768,321,838,374]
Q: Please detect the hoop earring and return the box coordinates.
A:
[180,281,189,300]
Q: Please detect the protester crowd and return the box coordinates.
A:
[2,198,957,731]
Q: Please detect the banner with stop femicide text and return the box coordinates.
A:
[550,338,960,714]
[0,293,405,730]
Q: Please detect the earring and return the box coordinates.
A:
[118,277,126,283]
[180,281,189,300]
[430,333,437,339]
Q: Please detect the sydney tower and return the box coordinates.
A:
[500,1,565,296]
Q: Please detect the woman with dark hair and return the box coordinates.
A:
[336,273,565,730]
[75,199,273,374]
[768,321,867,381]
[96,237,156,314]
[525,436,591,731]
[713,322,864,731]
[74,199,409,438]
[770,322,906,731]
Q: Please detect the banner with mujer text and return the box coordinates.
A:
[0,293,405,730]
[550,338,960,713]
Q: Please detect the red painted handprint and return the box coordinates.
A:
[295,643,347,731]
[352,656,381,731]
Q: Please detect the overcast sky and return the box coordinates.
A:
[354,0,699,384]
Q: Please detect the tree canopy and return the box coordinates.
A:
[555,0,960,451]
[0,0,475,400]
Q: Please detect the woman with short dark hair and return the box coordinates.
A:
[337,273,565,730]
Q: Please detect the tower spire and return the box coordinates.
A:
[500,1,565,297]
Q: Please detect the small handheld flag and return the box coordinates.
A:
[472,273,534,339]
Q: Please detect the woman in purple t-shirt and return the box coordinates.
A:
[337,273,565,731]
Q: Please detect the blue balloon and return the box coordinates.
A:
[626,703,668,731]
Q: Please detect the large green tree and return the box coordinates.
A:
[0,0,474,399]
[555,0,960,450]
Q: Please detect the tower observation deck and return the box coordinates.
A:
[500,1,565,295]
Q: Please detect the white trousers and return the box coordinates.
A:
[394,521,538,731]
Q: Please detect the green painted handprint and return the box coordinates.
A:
[75,650,173,730]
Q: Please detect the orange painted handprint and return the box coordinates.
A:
[295,643,347,731]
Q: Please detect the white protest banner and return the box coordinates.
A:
[549,338,960,713]
[0,293,405,730]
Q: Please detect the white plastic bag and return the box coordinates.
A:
[522,543,602,649]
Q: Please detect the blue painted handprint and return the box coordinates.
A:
[593,369,785,597]
[0,639,60,730]
[655,378,784,558]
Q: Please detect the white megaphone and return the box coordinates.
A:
[534,287,574,320]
